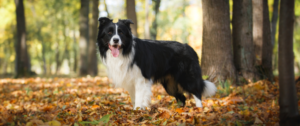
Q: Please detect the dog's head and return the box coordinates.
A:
[97,17,134,58]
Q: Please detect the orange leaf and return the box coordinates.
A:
[42,105,54,112]
[175,108,184,114]
[158,111,170,119]
[91,105,100,109]
[230,96,244,103]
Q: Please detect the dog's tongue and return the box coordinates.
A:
[109,45,119,57]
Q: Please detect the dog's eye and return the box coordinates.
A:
[108,32,112,35]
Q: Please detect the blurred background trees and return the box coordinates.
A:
[0,0,300,81]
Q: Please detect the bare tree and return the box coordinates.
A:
[232,0,258,83]
[79,0,89,76]
[278,0,300,125]
[88,0,99,76]
[126,0,138,37]
[201,0,236,84]
[14,0,32,77]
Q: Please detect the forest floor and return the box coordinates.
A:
[0,77,300,126]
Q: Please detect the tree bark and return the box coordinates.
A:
[88,0,99,76]
[79,0,89,76]
[252,0,273,80]
[261,0,273,81]
[252,0,263,64]
[232,0,258,83]
[150,0,161,40]
[278,0,299,125]
[126,0,138,37]
[14,0,31,77]
[201,0,236,84]
[144,0,150,39]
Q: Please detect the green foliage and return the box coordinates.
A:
[78,114,111,125]
[295,0,300,16]
[202,75,209,80]
[217,79,233,96]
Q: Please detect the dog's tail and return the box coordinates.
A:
[202,80,217,97]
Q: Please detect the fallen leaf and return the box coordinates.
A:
[46,120,61,126]
[175,108,184,114]
[158,111,170,119]
[254,116,263,124]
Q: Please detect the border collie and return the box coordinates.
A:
[97,17,217,110]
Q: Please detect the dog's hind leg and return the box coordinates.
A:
[175,93,186,106]
[193,94,202,107]
[161,75,186,106]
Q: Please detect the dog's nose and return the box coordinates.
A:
[113,38,119,43]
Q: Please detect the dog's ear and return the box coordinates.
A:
[118,19,134,27]
[98,17,112,25]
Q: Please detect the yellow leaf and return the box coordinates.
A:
[26,119,44,126]
[47,120,61,126]
[157,95,162,100]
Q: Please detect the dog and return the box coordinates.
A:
[96,17,217,110]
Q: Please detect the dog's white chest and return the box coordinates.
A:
[102,50,142,88]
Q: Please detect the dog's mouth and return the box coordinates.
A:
[108,44,121,57]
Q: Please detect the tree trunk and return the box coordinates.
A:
[271,0,279,46]
[144,0,150,39]
[79,0,89,76]
[252,0,273,80]
[252,0,263,64]
[232,0,258,83]
[88,0,99,76]
[150,0,161,40]
[73,30,78,74]
[126,0,138,37]
[278,0,299,125]
[261,0,273,81]
[55,39,61,75]
[201,0,236,84]
[14,0,31,77]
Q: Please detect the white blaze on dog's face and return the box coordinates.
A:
[108,24,122,57]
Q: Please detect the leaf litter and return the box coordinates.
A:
[0,77,299,125]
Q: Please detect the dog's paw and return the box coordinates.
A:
[133,106,145,110]
[133,106,150,110]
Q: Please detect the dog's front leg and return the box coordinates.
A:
[134,78,152,110]
[126,86,135,107]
